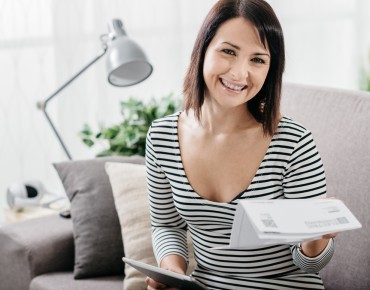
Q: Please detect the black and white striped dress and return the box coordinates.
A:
[146,112,334,290]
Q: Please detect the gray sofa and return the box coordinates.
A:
[0,83,369,290]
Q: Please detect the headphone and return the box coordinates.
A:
[6,180,64,210]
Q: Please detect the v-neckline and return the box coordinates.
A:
[174,111,279,204]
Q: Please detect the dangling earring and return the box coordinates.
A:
[259,101,266,113]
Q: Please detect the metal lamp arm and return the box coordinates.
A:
[42,109,73,160]
[37,48,108,160]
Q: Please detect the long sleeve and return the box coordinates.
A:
[145,126,189,265]
[283,130,334,273]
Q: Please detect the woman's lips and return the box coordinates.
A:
[220,78,247,92]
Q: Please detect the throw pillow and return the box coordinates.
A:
[105,162,195,290]
[53,156,145,279]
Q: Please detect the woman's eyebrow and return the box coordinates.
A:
[222,41,270,57]
[254,52,270,58]
[222,41,240,50]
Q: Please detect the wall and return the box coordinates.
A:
[271,0,370,89]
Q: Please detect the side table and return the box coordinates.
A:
[4,207,59,223]
[3,197,69,224]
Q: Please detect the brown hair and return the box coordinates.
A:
[183,0,285,136]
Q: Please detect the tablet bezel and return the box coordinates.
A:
[122,257,208,290]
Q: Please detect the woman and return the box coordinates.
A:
[145,0,336,289]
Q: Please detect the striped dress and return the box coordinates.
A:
[146,112,334,290]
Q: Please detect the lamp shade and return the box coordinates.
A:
[106,19,153,87]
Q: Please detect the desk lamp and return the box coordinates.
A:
[37,18,153,160]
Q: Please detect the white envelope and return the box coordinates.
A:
[225,199,362,249]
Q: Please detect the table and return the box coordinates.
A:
[1,197,69,224]
[4,207,59,223]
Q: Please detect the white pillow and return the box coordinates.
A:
[105,162,195,290]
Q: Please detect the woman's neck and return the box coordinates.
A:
[196,99,259,135]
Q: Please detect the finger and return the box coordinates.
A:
[145,277,167,289]
[322,233,338,239]
[147,285,162,290]
[321,196,335,199]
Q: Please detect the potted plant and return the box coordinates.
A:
[80,94,181,157]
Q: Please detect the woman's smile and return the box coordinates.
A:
[219,78,248,93]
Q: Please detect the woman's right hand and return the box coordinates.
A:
[145,255,187,290]
[145,276,177,290]
[145,265,185,290]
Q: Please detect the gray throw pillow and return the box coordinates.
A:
[53,156,145,279]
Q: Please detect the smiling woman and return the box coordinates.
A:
[145,0,336,289]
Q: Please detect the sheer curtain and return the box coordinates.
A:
[0,0,369,219]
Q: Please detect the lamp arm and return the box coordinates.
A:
[43,109,73,160]
[37,48,108,160]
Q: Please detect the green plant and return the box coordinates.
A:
[360,68,370,92]
[80,94,181,157]
[360,49,370,92]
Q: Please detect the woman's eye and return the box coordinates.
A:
[251,57,265,64]
[222,49,236,56]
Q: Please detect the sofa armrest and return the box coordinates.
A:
[0,214,74,290]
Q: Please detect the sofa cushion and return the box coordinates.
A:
[105,162,195,290]
[0,215,74,290]
[281,83,370,290]
[53,156,145,279]
[105,162,156,290]
[30,272,124,290]
[105,162,197,290]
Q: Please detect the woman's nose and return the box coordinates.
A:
[229,58,249,81]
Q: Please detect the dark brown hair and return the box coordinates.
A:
[183,0,285,136]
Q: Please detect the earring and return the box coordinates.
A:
[259,101,266,113]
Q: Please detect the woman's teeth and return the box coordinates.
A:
[221,79,246,91]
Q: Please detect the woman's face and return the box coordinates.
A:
[203,17,270,109]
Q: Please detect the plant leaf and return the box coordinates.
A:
[80,94,180,157]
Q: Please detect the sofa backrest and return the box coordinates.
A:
[281,83,370,290]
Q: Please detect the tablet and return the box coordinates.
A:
[122,257,208,290]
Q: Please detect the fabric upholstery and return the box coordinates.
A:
[53,156,145,278]
[0,215,74,290]
[281,83,370,290]
[105,162,156,290]
[30,272,124,290]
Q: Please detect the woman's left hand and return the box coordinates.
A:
[322,232,338,240]
[300,232,337,257]
[300,196,338,257]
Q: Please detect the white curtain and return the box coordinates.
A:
[0,0,369,218]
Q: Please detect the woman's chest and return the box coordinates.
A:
[179,131,272,203]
